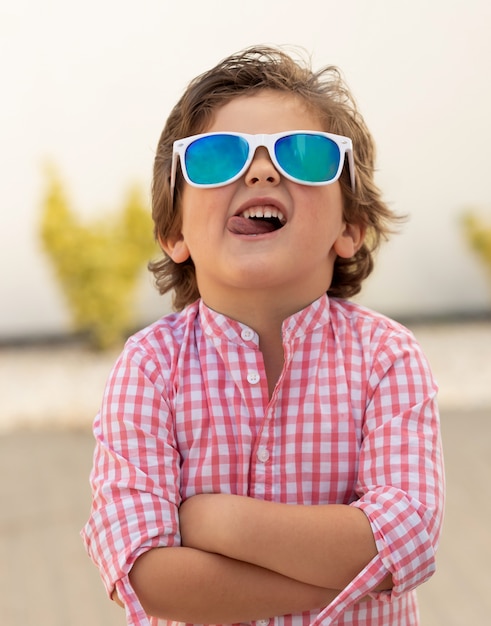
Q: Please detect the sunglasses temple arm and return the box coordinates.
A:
[347,149,356,192]
[170,153,179,197]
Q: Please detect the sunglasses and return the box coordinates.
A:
[171,130,355,194]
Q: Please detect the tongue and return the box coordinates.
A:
[227,216,277,235]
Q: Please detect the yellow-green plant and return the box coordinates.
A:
[40,168,158,349]
[462,212,491,288]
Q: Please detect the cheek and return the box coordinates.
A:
[179,188,233,253]
[181,185,233,219]
[297,186,345,228]
[179,188,205,238]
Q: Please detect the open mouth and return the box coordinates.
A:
[227,205,287,235]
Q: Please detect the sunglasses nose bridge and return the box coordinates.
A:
[247,134,277,167]
[244,140,281,185]
[251,145,272,161]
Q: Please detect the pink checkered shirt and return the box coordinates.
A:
[82,295,444,626]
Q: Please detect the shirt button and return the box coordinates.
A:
[256,620,270,626]
[241,327,255,341]
[257,447,270,463]
[247,371,260,384]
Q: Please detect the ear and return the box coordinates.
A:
[159,232,191,264]
[333,222,366,259]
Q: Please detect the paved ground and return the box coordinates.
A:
[0,429,124,626]
[1,319,491,625]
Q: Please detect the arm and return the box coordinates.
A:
[129,545,340,624]
[179,494,393,592]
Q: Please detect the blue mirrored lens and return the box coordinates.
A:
[275,134,341,182]
[185,134,249,185]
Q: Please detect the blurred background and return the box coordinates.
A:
[1,1,490,624]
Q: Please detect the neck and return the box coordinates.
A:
[202,287,320,337]
[201,287,325,398]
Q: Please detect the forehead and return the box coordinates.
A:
[205,90,325,135]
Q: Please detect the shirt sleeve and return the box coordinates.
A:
[350,327,445,597]
[81,339,181,626]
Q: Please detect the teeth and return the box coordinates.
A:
[241,206,286,223]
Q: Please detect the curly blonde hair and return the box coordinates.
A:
[149,45,400,310]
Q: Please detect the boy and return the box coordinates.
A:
[82,46,444,626]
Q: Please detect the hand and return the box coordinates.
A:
[111,589,124,608]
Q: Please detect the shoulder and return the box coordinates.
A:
[329,298,413,341]
[118,301,201,372]
[329,299,437,398]
[328,298,425,365]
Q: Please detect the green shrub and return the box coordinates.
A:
[462,212,491,289]
[40,168,158,349]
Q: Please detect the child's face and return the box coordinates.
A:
[164,90,363,313]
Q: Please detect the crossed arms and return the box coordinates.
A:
[126,494,392,623]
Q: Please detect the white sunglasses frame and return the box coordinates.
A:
[170,130,355,195]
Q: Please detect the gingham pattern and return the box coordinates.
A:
[81,295,444,626]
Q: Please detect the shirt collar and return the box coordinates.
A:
[199,294,331,347]
[281,293,331,342]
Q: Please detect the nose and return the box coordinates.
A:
[244,147,280,187]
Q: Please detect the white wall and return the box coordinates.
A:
[1,0,490,337]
